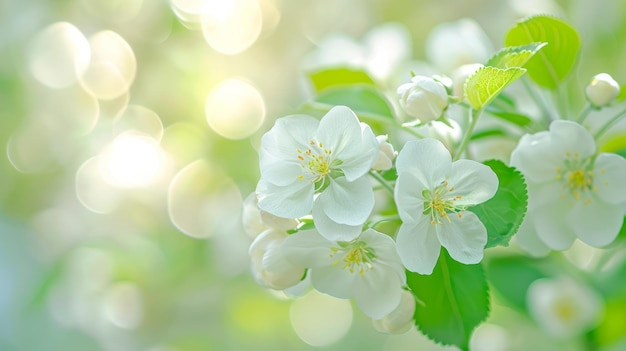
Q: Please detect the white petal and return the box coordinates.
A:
[395,138,451,187]
[531,203,576,250]
[312,202,362,241]
[568,198,624,247]
[448,159,498,206]
[256,179,313,219]
[262,161,313,186]
[360,229,406,283]
[594,153,626,204]
[339,124,379,181]
[510,132,561,183]
[352,266,403,319]
[260,115,319,169]
[281,230,334,268]
[394,172,427,223]
[319,176,374,225]
[396,218,441,274]
[528,181,562,210]
[549,120,595,159]
[260,246,306,290]
[310,265,355,299]
[436,211,486,265]
[512,215,551,257]
[316,106,366,167]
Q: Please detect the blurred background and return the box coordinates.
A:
[1,0,626,350]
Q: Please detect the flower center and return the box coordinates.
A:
[422,180,463,225]
[330,240,376,276]
[556,152,596,203]
[296,140,342,191]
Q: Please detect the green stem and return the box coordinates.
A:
[576,103,594,124]
[369,171,394,196]
[400,124,426,139]
[593,107,626,140]
[521,76,552,124]
[453,108,482,161]
[367,216,401,230]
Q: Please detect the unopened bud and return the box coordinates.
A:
[372,135,397,171]
[585,73,620,108]
[372,290,416,334]
[397,76,449,122]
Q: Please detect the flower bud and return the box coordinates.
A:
[397,76,449,122]
[372,290,416,334]
[372,135,397,171]
[242,193,298,239]
[585,73,620,108]
[249,229,305,290]
[451,63,483,99]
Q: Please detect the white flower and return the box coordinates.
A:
[510,120,626,253]
[249,229,306,290]
[394,138,498,274]
[256,106,379,241]
[281,228,406,319]
[585,73,620,108]
[242,193,299,238]
[372,289,415,334]
[527,277,603,338]
[397,76,449,123]
[372,135,397,171]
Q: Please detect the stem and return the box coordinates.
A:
[576,103,594,124]
[367,216,401,230]
[369,171,394,196]
[521,76,552,124]
[453,108,482,161]
[593,107,626,140]
[400,124,426,139]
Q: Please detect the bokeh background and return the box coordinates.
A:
[2,0,626,350]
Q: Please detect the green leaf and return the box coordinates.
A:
[469,128,508,141]
[314,85,394,119]
[485,255,548,311]
[465,66,527,110]
[486,42,547,69]
[505,15,581,89]
[616,84,626,102]
[407,248,489,350]
[307,67,376,93]
[485,105,533,127]
[469,160,528,248]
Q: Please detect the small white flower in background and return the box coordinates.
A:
[510,120,626,254]
[451,63,484,99]
[394,138,498,274]
[372,289,416,334]
[372,135,397,171]
[397,75,449,123]
[249,229,306,290]
[281,228,406,319]
[414,119,462,153]
[242,193,299,238]
[585,73,620,108]
[527,277,603,338]
[256,106,379,241]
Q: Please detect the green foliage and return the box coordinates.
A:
[314,85,395,119]
[407,248,489,350]
[505,15,581,89]
[617,84,626,102]
[465,66,527,110]
[469,160,528,248]
[307,67,376,93]
[485,255,548,311]
[485,105,533,127]
[486,42,547,69]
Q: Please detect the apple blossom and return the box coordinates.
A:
[585,73,620,108]
[397,75,449,123]
[372,290,416,334]
[372,135,397,171]
[249,229,306,290]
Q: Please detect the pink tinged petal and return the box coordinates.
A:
[395,138,451,187]
[310,265,355,299]
[352,265,404,319]
[448,159,498,206]
[512,216,551,257]
[568,198,624,247]
[319,176,374,225]
[281,230,335,268]
[510,132,561,183]
[339,123,379,181]
[396,218,441,274]
[531,203,576,250]
[436,211,487,265]
[594,153,626,204]
[394,172,427,223]
[256,179,313,219]
[312,202,362,241]
[549,120,596,159]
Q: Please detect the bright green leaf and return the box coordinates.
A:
[307,67,376,93]
[486,42,547,69]
[485,105,533,127]
[505,15,581,89]
[469,160,528,248]
[469,128,508,141]
[407,248,489,350]
[315,85,394,119]
[485,255,548,311]
[465,66,527,110]
[616,84,626,102]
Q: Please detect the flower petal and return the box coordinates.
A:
[338,123,379,181]
[594,153,626,204]
[256,179,313,218]
[512,216,551,257]
[318,176,374,225]
[260,115,319,169]
[394,171,426,223]
[436,211,486,264]
[531,203,576,250]
[281,230,334,268]
[353,265,403,319]
[395,138,451,187]
[448,159,498,206]
[310,265,355,299]
[312,202,362,241]
[510,131,561,183]
[360,229,406,284]
[568,198,624,247]
[549,120,595,159]
[396,218,441,274]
